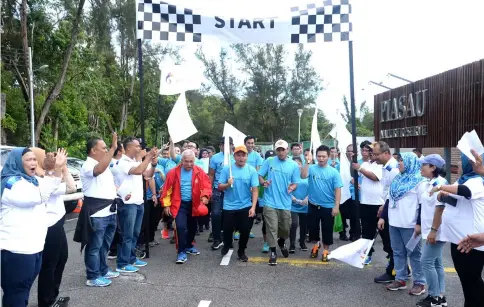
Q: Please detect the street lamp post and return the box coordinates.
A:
[297,109,303,143]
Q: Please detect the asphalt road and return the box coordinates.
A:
[28,216,466,307]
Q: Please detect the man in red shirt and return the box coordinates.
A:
[161,150,212,264]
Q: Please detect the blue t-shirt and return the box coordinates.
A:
[258,158,301,210]
[158,157,177,174]
[328,158,340,170]
[291,178,309,213]
[247,151,264,169]
[146,165,165,199]
[180,168,192,202]
[209,152,234,189]
[308,164,343,208]
[219,163,259,210]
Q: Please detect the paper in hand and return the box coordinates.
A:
[457,130,484,163]
[405,232,422,252]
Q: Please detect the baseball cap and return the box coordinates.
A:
[219,136,234,144]
[274,139,289,150]
[265,150,276,159]
[418,154,445,168]
[234,145,248,154]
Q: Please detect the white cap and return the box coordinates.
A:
[274,139,289,150]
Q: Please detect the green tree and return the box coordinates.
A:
[340,95,374,136]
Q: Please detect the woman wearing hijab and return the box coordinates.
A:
[432,153,484,307]
[31,148,76,307]
[415,154,448,307]
[378,152,426,295]
[1,147,66,307]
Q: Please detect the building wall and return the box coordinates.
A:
[422,147,461,183]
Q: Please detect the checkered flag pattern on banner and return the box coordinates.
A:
[137,1,202,42]
[290,0,352,44]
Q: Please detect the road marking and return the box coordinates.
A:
[248,257,457,273]
[66,217,78,222]
[220,249,233,266]
[198,300,211,307]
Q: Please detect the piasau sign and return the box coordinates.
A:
[379,89,428,139]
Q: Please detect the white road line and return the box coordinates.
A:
[66,217,78,222]
[220,249,233,266]
[198,300,211,307]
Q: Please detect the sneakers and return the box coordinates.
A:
[386,280,407,291]
[52,297,70,307]
[289,244,296,254]
[86,277,111,287]
[268,251,277,266]
[261,242,270,253]
[310,243,320,258]
[107,251,117,260]
[364,256,372,265]
[237,251,249,262]
[233,232,240,240]
[374,272,395,284]
[135,248,146,259]
[161,229,170,239]
[116,265,139,273]
[249,232,255,238]
[416,295,439,307]
[149,240,159,247]
[439,296,447,307]
[300,242,308,251]
[186,247,200,255]
[170,237,176,244]
[132,259,147,267]
[176,252,188,264]
[103,270,120,279]
[321,249,329,262]
[339,233,349,241]
[211,240,224,250]
[221,246,230,256]
[409,283,426,296]
[208,232,214,243]
[278,239,289,258]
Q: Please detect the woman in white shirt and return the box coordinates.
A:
[415,154,448,307]
[1,147,66,307]
[32,148,76,307]
[432,153,484,307]
[379,152,426,295]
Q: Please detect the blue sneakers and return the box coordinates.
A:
[116,265,139,273]
[364,256,372,265]
[176,252,188,264]
[186,247,200,255]
[132,259,148,267]
[86,277,112,287]
[104,270,120,279]
[233,232,240,240]
[261,242,270,253]
[249,232,255,239]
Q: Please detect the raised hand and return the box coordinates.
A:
[111,132,118,150]
[55,148,68,168]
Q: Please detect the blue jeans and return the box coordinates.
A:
[117,204,144,268]
[85,214,116,280]
[389,226,425,284]
[211,189,223,241]
[421,240,445,296]
[1,250,42,307]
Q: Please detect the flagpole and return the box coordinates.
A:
[138,38,150,258]
[348,41,359,204]
[155,94,161,147]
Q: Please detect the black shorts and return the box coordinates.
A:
[308,203,334,246]
[256,201,263,214]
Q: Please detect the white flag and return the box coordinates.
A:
[166,92,198,143]
[222,121,246,166]
[327,238,375,269]
[310,107,321,154]
[330,118,354,204]
[160,65,203,95]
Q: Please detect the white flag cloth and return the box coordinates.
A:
[457,130,484,163]
[222,121,246,168]
[327,238,375,269]
[136,0,352,44]
[166,92,198,143]
[160,65,203,95]
[310,107,321,154]
[330,118,353,204]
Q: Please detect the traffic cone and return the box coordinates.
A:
[73,199,83,213]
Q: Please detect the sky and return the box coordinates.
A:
[155,0,484,123]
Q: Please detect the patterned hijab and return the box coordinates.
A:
[458,153,484,184]
[390,152,425,201]
[1,147,39,196]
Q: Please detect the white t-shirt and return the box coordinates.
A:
[381,157,400,201]
[45,182,67,226]
[115,155,144,205]
[360,161,384,205]
[389,183,424,229]
[110,158,123,188]
[418,176,447,241]
[81,157,117,217]
[442,177,484,251]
